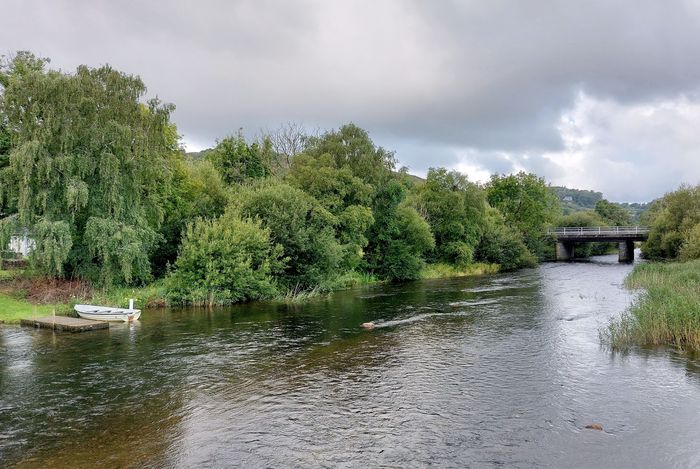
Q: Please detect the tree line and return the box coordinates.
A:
[1,53,692,306]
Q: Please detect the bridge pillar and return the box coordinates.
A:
[618,240,634,263]
[555,241,574,261]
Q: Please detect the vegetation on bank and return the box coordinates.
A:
[420,262,499,279]
[0,292,52,323]
[604,185,700,350]
[0,52,561,308]
[604,260,700,350]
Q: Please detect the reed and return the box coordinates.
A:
[420,262,500,280]
[603,260,700,350]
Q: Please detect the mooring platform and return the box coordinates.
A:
[20,316,109,332]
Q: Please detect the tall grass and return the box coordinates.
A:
[603,260,700,350]
[420,262,500,279]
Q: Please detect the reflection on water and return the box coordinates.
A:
[2,254,700,467]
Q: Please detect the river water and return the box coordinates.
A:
[2,253,700,468]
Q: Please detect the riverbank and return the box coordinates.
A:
[0,262,502,322]
[0,293,53,323]
[604,260,700,350]
[419,262,500,279]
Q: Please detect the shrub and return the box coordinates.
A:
[166,214,283,306]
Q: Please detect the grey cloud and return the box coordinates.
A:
[2,0,700,200]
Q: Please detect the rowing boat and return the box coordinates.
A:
[74,299,141,322]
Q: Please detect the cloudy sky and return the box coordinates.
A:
[3,0,700,202]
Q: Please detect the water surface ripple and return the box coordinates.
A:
[2,254,700,468]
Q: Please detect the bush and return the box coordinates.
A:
[642,184,700,260]
[232,181,343,288]
[166,214,283,306]
[475,208,536,271]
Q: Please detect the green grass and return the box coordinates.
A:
[0,293,54,324]
[82,281,169,310]
[603,260,700,350]
[420,262,500,279]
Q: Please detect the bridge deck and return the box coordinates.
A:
[548,226,649,242]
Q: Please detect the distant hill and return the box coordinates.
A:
[551,186,650,222]
[185,150,210,161]
[616,202,651,223]
[551,186,603,214]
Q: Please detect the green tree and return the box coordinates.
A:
[303,123,396,186]
[594,199,632,226]
[151,157,229,277]
[411,168,486,265]
[0,52,177,284]
[475,207,536,271]
[486,172,560,259]
[232,181,342,288]
[366,179,434,281]
[642,184,700,260]
[167,213,283,306]
[207,133,271,185]
[286,151,375,270]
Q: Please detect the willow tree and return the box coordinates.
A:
[0,52,177,285]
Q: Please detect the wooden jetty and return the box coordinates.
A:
[20,316,109,332]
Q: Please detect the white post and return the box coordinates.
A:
[129,298,134,310]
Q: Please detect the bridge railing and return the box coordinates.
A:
[547,226,649,236]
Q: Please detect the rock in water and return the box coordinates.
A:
[585,424,603,431]
[361,322,375,329]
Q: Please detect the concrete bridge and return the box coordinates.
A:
[548,226,649,263]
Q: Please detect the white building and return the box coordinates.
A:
[8,231,34,257]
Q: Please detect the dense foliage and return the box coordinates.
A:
[641,184,700,261]
[486,172,560,259]
[167,213,283,305]
[551,186,602,214]
[232,181,343,288]
[206,134,272,184]
[411,168,485,266]
[1,52,593,305]
[0,52,177,284]
[594,199,632,226]
[475,207,536,270]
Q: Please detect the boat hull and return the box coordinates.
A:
[74,305,141,322]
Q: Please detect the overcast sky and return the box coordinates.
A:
[3,0,700,202]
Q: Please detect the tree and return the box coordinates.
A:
[594,199,632,226]
[266,121,313,171]
[366,179,434,281]
[151,157,229,277]
[642,184,700,260]
[206,133,271,185]
[0,52,178,285]
[486,172,560,259]
[167,213,283,306]
[303,123,396,186]
[231,181,342,288]
[411,168,486,265]
[475,207,536,271]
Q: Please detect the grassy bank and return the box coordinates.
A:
[420,262,500,279]
[0,293,54,323]
[603,260,700,350]
[0,262,502,318]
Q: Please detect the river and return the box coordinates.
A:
[2,253,700,468]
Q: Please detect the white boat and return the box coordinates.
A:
[75,299,141,322]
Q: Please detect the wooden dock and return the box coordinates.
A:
[20,316,109,332]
